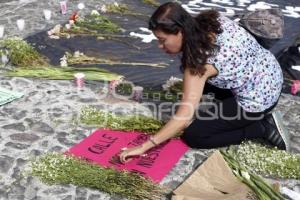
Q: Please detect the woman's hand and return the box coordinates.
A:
[119,145,147,163]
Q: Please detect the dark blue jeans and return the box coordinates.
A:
[181,83,277,149]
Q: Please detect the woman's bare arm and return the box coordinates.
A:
[119,64,217,162]
[140,64,218,150]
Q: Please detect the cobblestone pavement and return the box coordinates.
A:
[0,0,299,200]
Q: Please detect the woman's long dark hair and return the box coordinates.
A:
[148,2,223,75]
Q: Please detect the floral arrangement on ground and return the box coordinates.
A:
[80,106,164,134]
[0,37,49,67]
[227,141,300,180]
[28,152,167,200]
[0,38,123,81]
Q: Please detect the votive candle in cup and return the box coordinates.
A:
[43,9,52,20]
[77,3,85,10]
[74,73,85,88]
[1,54,9,65]
[0,25,4,38]
[60,1,67,15]
[17,19,25,31]
[132,86,144,102]
[109,80,120,94]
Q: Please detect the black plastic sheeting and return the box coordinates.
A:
[25,0,300,89]
[277,37,300,80]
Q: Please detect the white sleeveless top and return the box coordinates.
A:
[207,15,283,112]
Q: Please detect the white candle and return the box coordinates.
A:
[60,1,67,15]
[17,19,25,31]
[78,3,85,10]
[43,9,52,20]
[0,25,4,38]
[1,54,9,65]
[132,86,144,102]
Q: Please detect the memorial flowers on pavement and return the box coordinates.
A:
[162,76,183,92]
[28,153,167,200]
[0,37,49,67]
[221,150,284,200]
[62,51,168,68]
[227,141,300,180]
[80,106,163,134]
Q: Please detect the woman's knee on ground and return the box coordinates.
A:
[180,130,214,149]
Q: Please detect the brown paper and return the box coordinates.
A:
[172,151,253,200]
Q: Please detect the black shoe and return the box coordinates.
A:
[262,111,290,151]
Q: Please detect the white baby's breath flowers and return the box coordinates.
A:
[91,10,100,16]
[52,24,62,34]
[241,171,250,180]
[48,24,62,38]
[162,76,183,91]
[60,55,68,67]
[100,5,107,13]
[49,35,60,40]
[73,51,84,58]
[230,141,300,179]
[65,24,71,30]
[69,20,75,25]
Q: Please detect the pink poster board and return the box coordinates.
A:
[67,129,189,182]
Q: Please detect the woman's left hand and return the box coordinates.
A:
[119,145,147,163]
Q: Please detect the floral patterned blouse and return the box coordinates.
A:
[207,15,283,112]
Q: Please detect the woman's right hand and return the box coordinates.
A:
[119,145,147,163]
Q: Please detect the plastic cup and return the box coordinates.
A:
[77,3,85,10]
[43,9,52,20]
[0,25,4,38]
[60,1,67,15]
[16,19,25,31]
[132,86,143,102]
[109,80,119,94]
[1,54,9,65]
[74,73,85,88]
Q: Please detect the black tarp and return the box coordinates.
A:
[25,0,300,88]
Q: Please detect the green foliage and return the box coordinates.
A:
[75,14,121,33]
[142,0,160,7]
[65,51,168,68]
[107,3,130,14]
[105,3,149,17]
[168,81,183,94]
[115,82,181,102]
[221,150,284,200]
[227,141,300,180]
[115,82,133,95]
[0,37,49,67]
[29,153,166,200]
[80,106,164,134]
[6,67,123,81]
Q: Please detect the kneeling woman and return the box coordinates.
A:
[120,2,288,162]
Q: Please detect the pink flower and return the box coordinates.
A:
[291,80,300,95]
[69,12,79,22]
[109,80,120,91]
